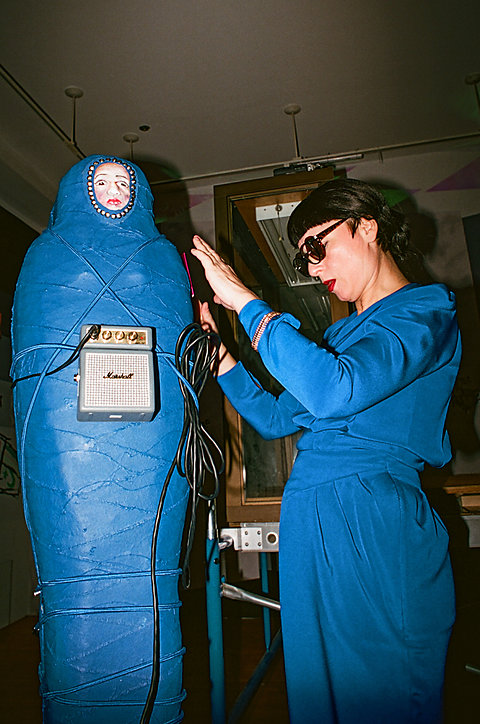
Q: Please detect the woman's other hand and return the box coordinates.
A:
[199,301,237,376]
[191,235,258,314]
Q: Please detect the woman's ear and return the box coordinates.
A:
[359,217,378,243]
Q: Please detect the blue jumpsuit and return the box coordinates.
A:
[218,284,461,724]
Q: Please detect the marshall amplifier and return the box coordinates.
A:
[77,325,156,421]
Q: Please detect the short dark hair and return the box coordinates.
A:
[287,178,412,265]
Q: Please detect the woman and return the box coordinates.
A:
[191,178,461,723]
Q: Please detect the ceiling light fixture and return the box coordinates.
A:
[0,64,86,158]
[465,73,480,119]
[283,103,302,159]
[64,86,84,149]
[123,133,139,161]
[273,103,364,176]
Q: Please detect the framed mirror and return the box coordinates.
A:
[214,168,349,523]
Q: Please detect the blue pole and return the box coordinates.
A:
[260,552,272,649]
[206,502,226,724]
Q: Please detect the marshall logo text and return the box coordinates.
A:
[103,372,134,380]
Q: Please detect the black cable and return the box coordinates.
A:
[11,324,101,388]
[139,455,177,724]
[140,322,224,724]
[175,323,225,587]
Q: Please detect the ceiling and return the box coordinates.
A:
[1,0,479,232]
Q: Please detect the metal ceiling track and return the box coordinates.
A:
[0,63,86,160]
[152,129,480,186]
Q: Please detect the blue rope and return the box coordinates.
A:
[14,232,199,479]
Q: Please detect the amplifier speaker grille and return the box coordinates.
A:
[83,351,151,408]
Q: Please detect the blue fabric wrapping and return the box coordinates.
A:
[220,285,462,723]
[11,155,193,723]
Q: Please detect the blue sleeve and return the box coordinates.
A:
[239,297,459,420]
[217,361,305,440]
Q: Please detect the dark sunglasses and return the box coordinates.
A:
[293,219,347,277]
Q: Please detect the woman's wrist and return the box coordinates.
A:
[216,344,237,376]
[234,291,260,315]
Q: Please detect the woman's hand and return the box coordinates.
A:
[199,301,237,376]
[191,235,258,314]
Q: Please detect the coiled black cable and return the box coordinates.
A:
[175,323,225,587]
[140,322,225,724]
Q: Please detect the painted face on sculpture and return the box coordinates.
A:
[93,163,131,210]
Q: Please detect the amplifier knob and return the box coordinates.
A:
[102,330,112,340]
[128,331,138,342]
[115,330,125,340]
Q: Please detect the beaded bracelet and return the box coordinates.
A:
[251,311,281,351]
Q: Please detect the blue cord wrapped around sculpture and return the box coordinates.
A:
[11,155,193,723]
